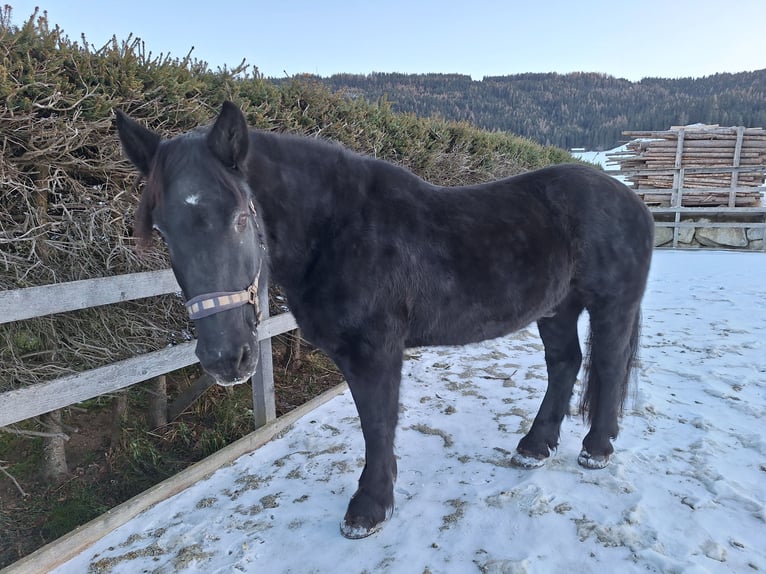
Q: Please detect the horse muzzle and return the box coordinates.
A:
[195,337,260,387]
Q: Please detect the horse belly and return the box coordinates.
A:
[407,316,530,348]
[405,276,567,348]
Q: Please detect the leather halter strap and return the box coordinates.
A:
[184,200,265,321]
[185,272,261,320]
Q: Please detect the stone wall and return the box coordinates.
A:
[654,218,765,250]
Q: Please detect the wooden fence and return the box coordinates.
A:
[0,270,297,429]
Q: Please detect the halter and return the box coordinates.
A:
[184,200,265,321]
[185,264,262,320]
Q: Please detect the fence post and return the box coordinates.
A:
[762,211,766,252]
[251,283,277,428]
[729,126,745,207]
[671,128,685,248]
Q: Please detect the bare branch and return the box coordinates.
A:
[30,90,98,113]
[0,464,29,497]
[0,426,70,441]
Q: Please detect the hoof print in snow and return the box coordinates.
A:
[577,449,610,469]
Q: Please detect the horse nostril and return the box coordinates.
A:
[237,344,253,371]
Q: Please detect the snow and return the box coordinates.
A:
[572,145,628,184]
[571,148,619,169]
[53,250,766,574]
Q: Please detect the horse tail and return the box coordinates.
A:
[579,306,641,421]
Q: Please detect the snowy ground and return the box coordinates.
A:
[570,147,622,169]
[53,250,766,574]
[571,145,628,183]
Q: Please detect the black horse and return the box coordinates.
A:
[115,102,654,539]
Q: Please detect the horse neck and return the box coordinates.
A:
[246,130,350,287]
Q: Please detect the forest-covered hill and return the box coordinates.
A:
[272,70,766,150]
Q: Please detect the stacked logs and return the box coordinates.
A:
[607,125,766,207]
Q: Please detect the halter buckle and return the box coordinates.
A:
[247,281,258,306]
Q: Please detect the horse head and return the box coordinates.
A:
[115,102,267,386]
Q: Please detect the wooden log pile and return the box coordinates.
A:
[607,125,766,207]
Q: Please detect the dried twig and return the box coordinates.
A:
[0,426,70,441]
[0,463,29,497]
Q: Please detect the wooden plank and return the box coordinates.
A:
[673,129,685,171]
[651,206,766,215]
[619,166,766,176]
[633,187,766,196]
[671,131,685,247]
[654,221,766,228]
[257,311,299,339]
[0,382,349,574]
[0,269,179,324]
[623,127,766,138]
[0,343,196,427]
[638,188,763,208]
[639,177,762,188]
[0,312,296,427]
[626,140,766,149]
[730,126,745,206]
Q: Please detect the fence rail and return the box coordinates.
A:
[0,269,179,325]
[0,271,296,429]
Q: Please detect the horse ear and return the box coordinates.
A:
[114,110,161,177]
[207,101,249,169]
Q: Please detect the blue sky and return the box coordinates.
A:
[8,1,766,81]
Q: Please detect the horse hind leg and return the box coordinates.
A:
[578,303,641,469]
[512,295,584,468]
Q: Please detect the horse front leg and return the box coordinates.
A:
[333,342,403,539]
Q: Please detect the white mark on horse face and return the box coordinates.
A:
[185,194,201,206]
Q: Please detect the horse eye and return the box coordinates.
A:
[235,213,249,232]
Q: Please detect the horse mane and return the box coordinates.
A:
[132,158,161,250]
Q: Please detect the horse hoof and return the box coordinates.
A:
[340,519,384,539]
[511,451,547,469]
[340,505,392,539]
[577,449,610,469]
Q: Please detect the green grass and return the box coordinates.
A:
[40,485,109,540]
